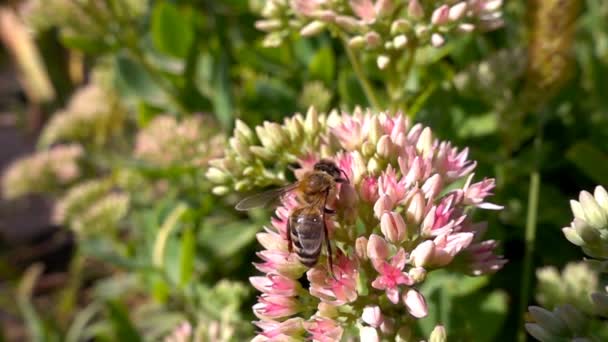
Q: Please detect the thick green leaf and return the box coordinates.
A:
[309,46,336,85]
[114,54,166,106]
[151,1,194,58]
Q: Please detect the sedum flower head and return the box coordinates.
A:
[134,115,225,168]
[1,144,84,199]
[535,262,599,316]
[227,108,505,340]
[562,186,608,259]
[38,83,125,148]
[68,192,129,236]
[255,0,504,68]
[52,178,112,225]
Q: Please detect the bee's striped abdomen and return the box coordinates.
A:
[290,211,324,267]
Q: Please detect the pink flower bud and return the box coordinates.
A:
[410,240,435,267]
[360,326,380,342]
[449,2,468,21]
[367,234,389,260]
[376,135,392,157]
[408,0,424,19]
[365,31,382,48]
[403,289,428,318]
[377,55,390,69]
[300,20,326,37]
[422,174,443,200]
[458,23,475,32]
[374,194,394,218]
[431,33,445,47]
[362,305,384,327]
[431,5,450,25]
[430,325,447,342]
[408,266,427,283]
[405,190,425,224]
[356,236,369,259]
[380,211,407,243]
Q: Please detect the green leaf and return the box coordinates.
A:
[179,227,196,287]
[451,290,508,341]
[106,301,142,342]
[200,222,258,258]
[566,141,608,184]
[211,57,234,130]
[151,1,194,58]
[309,46,336,85]
[457,111,498,138]
[60,33,112,54]
[114,54,166,106]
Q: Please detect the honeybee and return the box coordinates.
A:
[236,159,349,275]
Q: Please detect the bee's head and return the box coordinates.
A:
[314,159,349,183]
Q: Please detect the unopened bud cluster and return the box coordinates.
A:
[206,107,330,195]
[134,115,225,169]
[562,186,608,259]
[53,178,129,236]
[535,262,599,316]
[255,0,504,69]
[214,108,506,340]
[38,83,125,148]
[528,185,608,342]
[1,144,84,200]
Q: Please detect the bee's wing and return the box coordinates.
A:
[235,183,298,211]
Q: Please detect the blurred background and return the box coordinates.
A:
[0,0,607,341]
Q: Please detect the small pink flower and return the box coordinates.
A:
[462,174,503,210]
[403,289,428,318]
[256,230,288,252]
[434,142,476,182]
[360,176,379,203]
[304,317,344,342]
[350,0,376,22]
[371,249,414,303]
[378,166,407,204]
[291,0,325,16]
[254,294,301,320]
[250,273,300,296]
[254,250,306,278]
[254,318,304,339]
[462,240,507,275]
[308,253,358,305]
[431,232,474,266]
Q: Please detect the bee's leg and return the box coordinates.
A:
[323,220,336,280]
[322,189,337,280]
[286,217,293,253]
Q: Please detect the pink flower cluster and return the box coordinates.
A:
[250,109,505,340]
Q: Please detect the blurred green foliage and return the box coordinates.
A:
[1,0,608,341]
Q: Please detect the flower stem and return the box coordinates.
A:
[518,136,542,342]
[342,38,381,110]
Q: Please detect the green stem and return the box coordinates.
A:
[342,38,381,110]
[518,136,542,342]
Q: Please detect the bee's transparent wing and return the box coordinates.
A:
[235,184,298,211]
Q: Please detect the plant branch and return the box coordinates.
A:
[342,38,381,110]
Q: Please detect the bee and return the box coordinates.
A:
[236,159,349,275]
